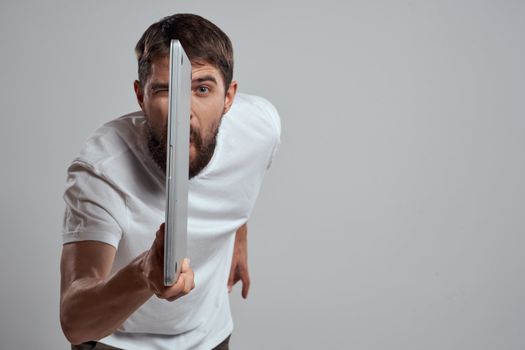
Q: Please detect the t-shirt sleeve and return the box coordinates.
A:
[62,161,127,248]
[264,99,282,170]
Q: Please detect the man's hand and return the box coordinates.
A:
[140,223,195,301]
[60,223,194,344]
[228,223,250,299]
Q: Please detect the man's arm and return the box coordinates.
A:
[228,223,250,299]
[60,224,194,345]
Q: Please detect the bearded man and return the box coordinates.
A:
[60,13,280,350]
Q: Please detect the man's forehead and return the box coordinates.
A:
[149,56,223,83]
[191,64,222,82]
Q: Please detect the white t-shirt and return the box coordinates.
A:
[62,93,281,350]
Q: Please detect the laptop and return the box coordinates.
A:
[164,39,191,286]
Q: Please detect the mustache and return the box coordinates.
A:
[147,118,221,178]
[189,126,202,147]
[157,123,201,147]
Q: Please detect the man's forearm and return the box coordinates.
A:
[60,254,153,345]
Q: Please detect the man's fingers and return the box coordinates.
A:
[228,270,242,292]
[151,223,166,259]
[181,258,190,272]
[146,225,196,302]
[174,261,194,290]
[154,224,165,247]
[183,272,194,293]
[180,258,194,293]
[157,270,189,300]
[166,271,194,299]
[155,223,165,239]
[241,272,250,299]
[241,280,250,299]
[227,267,235,292]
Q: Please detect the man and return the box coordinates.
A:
[60,13,280,350]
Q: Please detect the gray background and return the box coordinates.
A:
[1,0,524,349]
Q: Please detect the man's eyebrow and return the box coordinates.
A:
[192,75,218,85]
[149,82,169,90]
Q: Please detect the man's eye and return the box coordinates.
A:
[197,86,209,94]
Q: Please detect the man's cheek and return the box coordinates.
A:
[189,144,197,162]
[151,113,168,139]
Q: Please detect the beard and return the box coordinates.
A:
[147,119,221,179]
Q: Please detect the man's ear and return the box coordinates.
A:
[223,80,238,115]
[134,80,145,111]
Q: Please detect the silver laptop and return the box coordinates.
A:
[164,39,191,286]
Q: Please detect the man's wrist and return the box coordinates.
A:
[130,252,154,293]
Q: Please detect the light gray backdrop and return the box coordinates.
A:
[1,0,524,349]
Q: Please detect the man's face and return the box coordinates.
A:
[134,56,237,178]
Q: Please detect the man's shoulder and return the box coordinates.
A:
[226,93,281,139]
[208,93,281,175]
[73,111,147,172]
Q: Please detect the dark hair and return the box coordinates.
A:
[135,13,234,90]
